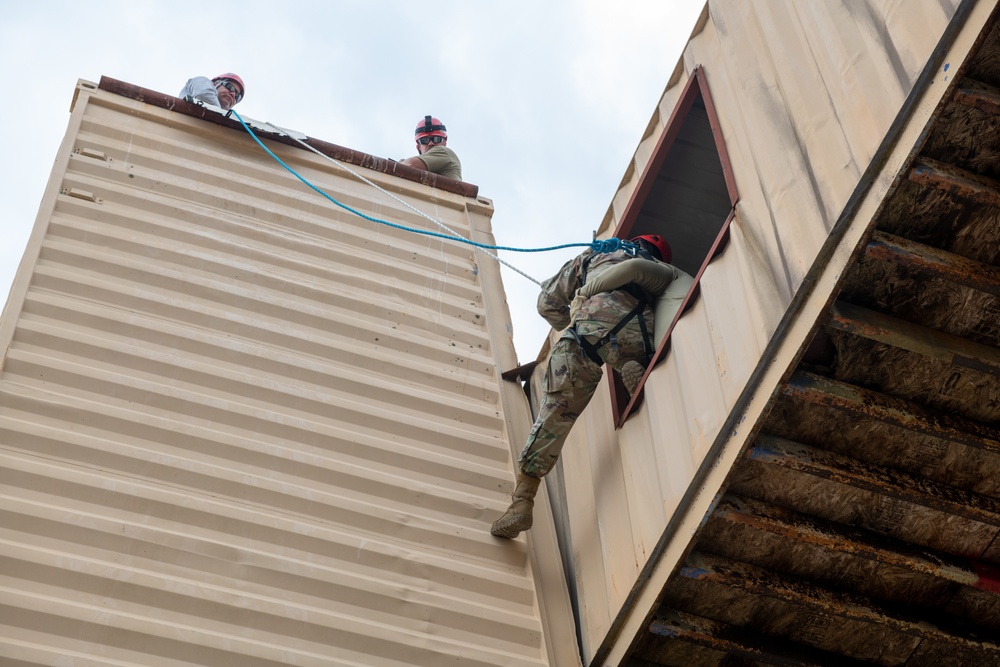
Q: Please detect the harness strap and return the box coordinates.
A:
[571,283,655,366]
[619,284,655,363]
[566,327,604,365]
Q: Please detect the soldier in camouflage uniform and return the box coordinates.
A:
[491,235,673,539]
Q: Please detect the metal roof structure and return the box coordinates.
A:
[620,7,1000,666]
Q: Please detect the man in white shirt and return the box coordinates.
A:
[179,73,245,111]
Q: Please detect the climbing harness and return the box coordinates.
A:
[229,109,639,285]
[251,115,541,286]
[572,247,661,368]
[571,283,655,368]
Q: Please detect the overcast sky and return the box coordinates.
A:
[0,0,704,364]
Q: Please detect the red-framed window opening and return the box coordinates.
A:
[610,65,739,427]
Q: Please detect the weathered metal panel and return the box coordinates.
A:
[544,0,971,662]
[558,378,613,659]
[0,81,580,666]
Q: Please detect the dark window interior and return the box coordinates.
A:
[611,65,738,425]
[631,97,733,275]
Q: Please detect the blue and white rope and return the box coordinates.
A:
[229,109,636,285]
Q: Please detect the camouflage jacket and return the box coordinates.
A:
[537,249,655,340]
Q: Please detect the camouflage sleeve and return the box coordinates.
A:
[536,251,589,331]
[578,258,676,299]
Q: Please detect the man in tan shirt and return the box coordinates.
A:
[400,116,462,180]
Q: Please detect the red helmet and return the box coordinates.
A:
[212,73,245,102]
[631,234,672,263]
[415,115,447,139]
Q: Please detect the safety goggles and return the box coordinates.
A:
[417,135,445,145]
[216,80,243,103]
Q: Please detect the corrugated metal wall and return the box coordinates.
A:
[545,0,967,659]
[0,82,578,666]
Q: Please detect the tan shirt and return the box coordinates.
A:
[415,146,462,180]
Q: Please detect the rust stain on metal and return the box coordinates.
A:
[953,79,1000,115]
[96,76,480,198]
[828,301,1000,376]
[680,552,999,652]
[782,372,1000,455]
[647,612,769,658]
[750,435,1000,526]
[865,231,1000,297]
[713,494,982,586]
[908,157,1000,207]
[828,301,950,361]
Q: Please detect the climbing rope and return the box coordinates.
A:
[256,118,543,286]
[229,109,638,284]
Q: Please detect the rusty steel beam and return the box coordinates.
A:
[96,77,480,198]
[828,300,1000,377]
[865,231,1000,297]
[783,372,1000,456]
[713,494,1000,594]
[645,608,863,667]
[908,157,1000,207]
[679,551,1000,654]
[954,78,1000,115]
[500,360,538,382]
[750,435,1000,527]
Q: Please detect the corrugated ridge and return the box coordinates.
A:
[22,289,494,405]
[72,112,481,271]
[0,383,504,492]
[45,191,489,350]
[0,594,545,667]
[59,154,485,307]
[0,514,540,638]
[0,545,540,649]
[1,343,505,466]
[15,297,499,430]
[28,224,491,369]
[0,486,532,603]
[49,191,484,322]
[0,404,500,525]
[0,417,502,555]
[22,277,491,403]
[0,505,544,666]
[75,103,481,222]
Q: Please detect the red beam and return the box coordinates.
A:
[96,76,479,198]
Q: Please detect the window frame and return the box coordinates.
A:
[609,65,739,427]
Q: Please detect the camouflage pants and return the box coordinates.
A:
[518,320,649,478]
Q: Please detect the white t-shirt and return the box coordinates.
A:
[179,76,221,107]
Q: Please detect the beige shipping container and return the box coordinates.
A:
[0,78,580,666]
[532,0,1000,664]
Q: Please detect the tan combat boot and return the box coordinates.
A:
[491,472,541,539]
[621,360,646,395]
